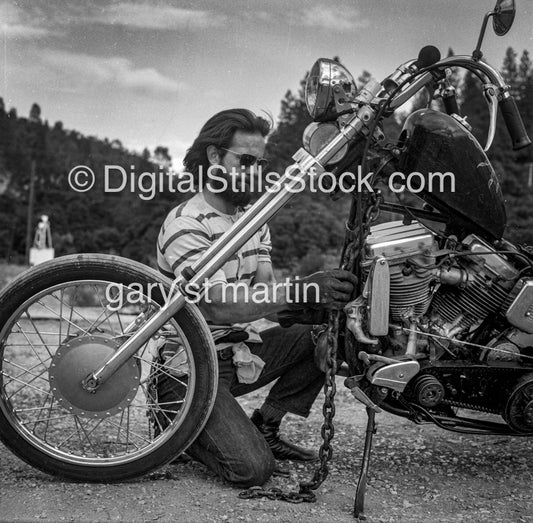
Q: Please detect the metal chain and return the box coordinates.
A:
[344,191,382,273]
[364,191,382,230]
[297,310,339,500]
[238,311,339,503]
[239,191,382,504]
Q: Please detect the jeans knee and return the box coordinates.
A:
[225,452,276,487]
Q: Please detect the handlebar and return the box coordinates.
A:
[499,95,531,150]
[386,54,531,151]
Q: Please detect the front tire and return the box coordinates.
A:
[0,254,217,481]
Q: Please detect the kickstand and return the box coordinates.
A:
[354,406,377,520]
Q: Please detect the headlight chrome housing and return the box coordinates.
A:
[305,59,357,121]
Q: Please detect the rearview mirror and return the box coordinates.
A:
[492,0,515,36]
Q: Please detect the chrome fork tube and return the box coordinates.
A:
[86,118,364,389]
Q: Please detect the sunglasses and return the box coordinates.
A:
[219,147,268,169]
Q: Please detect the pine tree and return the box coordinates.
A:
[518,51,531,84]
[502,46,519,96]
[518,50,532,105]
[458,71,487,144]
[495,49,533,244]
[445,48,464,103]
[29,103,41,123]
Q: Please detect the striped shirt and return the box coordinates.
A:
[157,192,272,340]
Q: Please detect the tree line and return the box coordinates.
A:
[0,47,531,273]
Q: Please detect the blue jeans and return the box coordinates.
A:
[183,324,325,487]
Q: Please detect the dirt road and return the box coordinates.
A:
[1,378,532,523]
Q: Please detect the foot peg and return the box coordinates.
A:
[344,376,381,413]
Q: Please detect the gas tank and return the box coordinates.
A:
[398,109,506,240]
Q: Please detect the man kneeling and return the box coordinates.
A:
[156,109,357,486]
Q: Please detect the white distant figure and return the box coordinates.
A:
[29,215,55,265]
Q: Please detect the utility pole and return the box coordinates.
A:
[528,163,533,188]
[25,159,36,264]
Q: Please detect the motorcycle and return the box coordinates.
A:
[0,0,530,519]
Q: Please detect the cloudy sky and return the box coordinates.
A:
[2,0,532,166]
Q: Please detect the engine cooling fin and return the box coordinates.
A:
[390,269,433,320]
[430,272,509,330]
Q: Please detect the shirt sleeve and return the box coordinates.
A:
[160,215,227,286]
[257,223,272,263]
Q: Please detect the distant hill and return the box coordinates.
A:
[0,101,185,268]
[1,47,532,272]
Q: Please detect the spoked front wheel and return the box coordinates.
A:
[0,254,217,481]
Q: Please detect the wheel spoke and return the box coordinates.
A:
[56,417,104,451]
[137,400,185,407]
[136,355,189,387]
[0,276,203,471]
[4,357,50,382]
[91,284,117,335]
[66,286,79,338]
[84,307,114,335]
[42,396,56,441]
[37,298,91,336]
[73,415,99,455]
[4,359,51,400]
[20,413,73,426]
[3,371,52,399]
[114,309,126,335]
[138,381,175,427]
[104,413,150,445]
[132,403,183,414]
[4,357,50,383]
[13,404,62,413]
[2,342,51,347]
[24,310,53,358]
[126,404,131,449]
[49,288,93,326]
[116,409,125,443]
[14,321,49,367]
[58,288,64,345]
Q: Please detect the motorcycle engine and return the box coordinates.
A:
[363,221,521,342]
[364,221,436,322]
[362,220,533,429]
[428,235,519,337]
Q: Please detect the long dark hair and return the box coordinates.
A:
[183,109,271,185]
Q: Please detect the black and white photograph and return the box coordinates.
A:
[0,1,532,521]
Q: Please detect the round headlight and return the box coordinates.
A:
[305,59,357,121]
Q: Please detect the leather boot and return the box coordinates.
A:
[250,409,318,461]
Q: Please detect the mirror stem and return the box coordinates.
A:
[472,11,495,61]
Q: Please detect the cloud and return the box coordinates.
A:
[0,2,224,38]
[41,50,185,96]
[2,24,51,39]
[0,1,52,39]
[87,2,224,30]
[302,5,369,31]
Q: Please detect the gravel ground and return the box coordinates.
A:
[1,377,532,523]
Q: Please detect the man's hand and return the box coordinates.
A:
[199,268,356,325]
[277,307,326,328]
[288,269,358,310]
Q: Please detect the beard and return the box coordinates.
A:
[209,168,252,208]
[224,188,252,207]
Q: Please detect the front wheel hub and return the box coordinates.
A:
[49,335,140,419]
